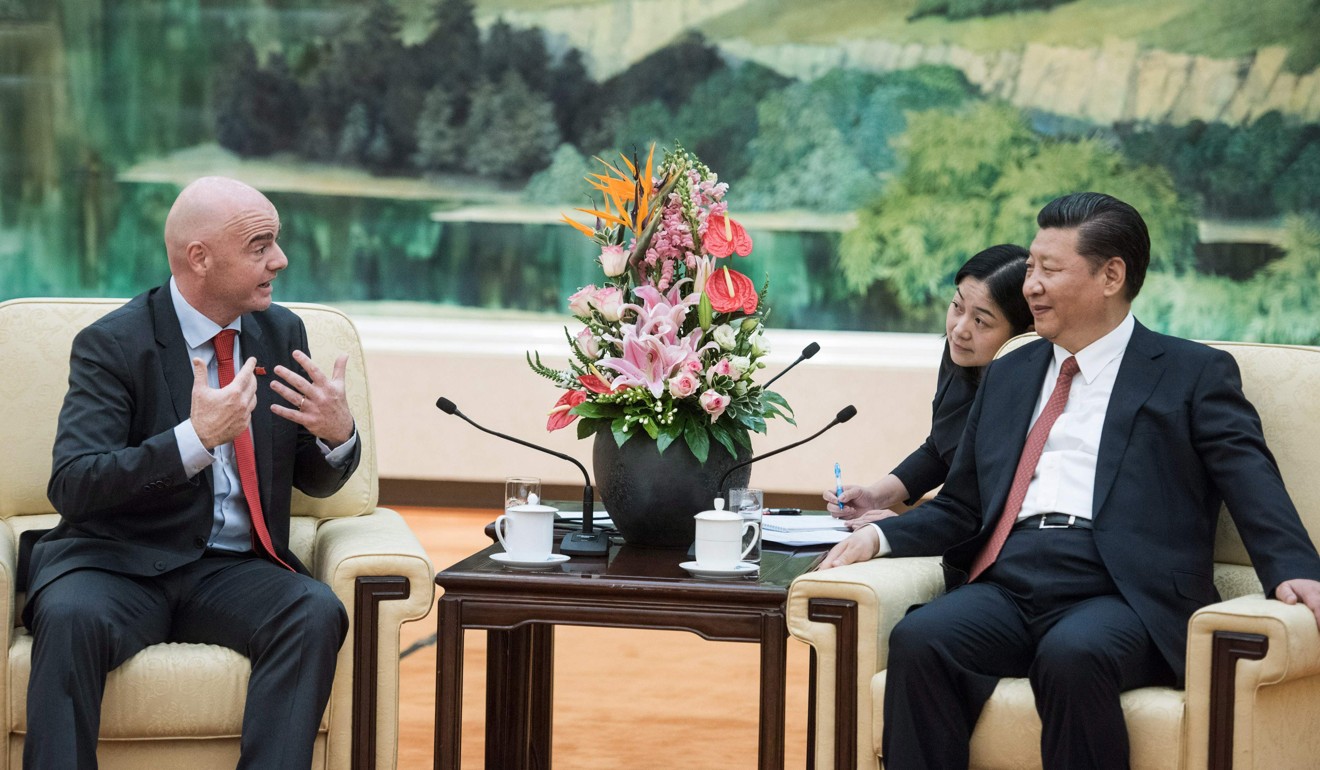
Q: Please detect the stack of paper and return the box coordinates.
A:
[761,514,850,546]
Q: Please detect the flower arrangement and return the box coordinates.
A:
[528,144,794,463]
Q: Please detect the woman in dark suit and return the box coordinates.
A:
[825,244,1032,526]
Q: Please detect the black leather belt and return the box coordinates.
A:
[1013,513,1093,531]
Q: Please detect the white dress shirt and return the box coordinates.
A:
[169,278,357,552]
[872,313,1135,557]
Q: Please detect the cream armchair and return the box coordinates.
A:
[788,339,1320,770]
[0,298,435,770]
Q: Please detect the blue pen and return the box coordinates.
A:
[834,462,844,511]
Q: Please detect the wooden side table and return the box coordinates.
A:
[433,543,824,770]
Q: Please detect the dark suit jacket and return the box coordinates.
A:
[878,321,1320,682]
[890,343,978,506]
[28,285,361,610]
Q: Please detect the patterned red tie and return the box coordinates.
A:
[967,355,1080,582]
[213,329,294,571]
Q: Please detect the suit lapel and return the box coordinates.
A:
[981,341,1053,528]
[1092,322,1167,516]
[241,318,276,511]
[151,286,195,424]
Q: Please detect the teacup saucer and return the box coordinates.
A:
[679,560,759,579]
[491,552,571,570]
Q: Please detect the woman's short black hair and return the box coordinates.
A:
[946,243,1031,383]
[955,244,1032,336]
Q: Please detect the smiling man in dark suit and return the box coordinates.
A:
[24,176,360,769]
[820,191,1320,769]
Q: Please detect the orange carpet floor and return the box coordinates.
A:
[394,506,813,769]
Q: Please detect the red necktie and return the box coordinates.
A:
[212,329,294,571]
[967,355,1080,582]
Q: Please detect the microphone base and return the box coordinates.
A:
[560,530,610,556]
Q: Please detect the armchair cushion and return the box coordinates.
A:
[871,673,1187,770]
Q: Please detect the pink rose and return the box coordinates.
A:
[569,285,596,318]
[599,244,629,277]
[668,371,699,398]
[683,358,703,374]
[708,358,735,381]
[699,389,730,422]
[591,286,624,321]
[576,327,600,359]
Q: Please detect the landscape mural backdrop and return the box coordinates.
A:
[3,0,1319,341]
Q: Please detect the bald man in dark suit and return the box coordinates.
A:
[25,177,360,769]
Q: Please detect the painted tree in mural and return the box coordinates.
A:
[910,0,1081,20]
[840,102,1194,311]
[1118,114,1320,219]
[418,0,481,124]
[464,72,560,179]
[213,42,305,156]
[548,49,598,148]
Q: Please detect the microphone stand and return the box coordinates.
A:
[436,398,610,556]
[717,405,859,497]
[763,341,820,389]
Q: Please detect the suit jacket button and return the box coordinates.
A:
[154,560,166,571]
[194,537,206,549]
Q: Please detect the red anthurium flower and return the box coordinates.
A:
[705,213,752,258]
[578,373,615,394]
[546,390,587,432]
[706,266,758,314]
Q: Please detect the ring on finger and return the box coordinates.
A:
[298,395,306,410]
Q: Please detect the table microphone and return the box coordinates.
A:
[763,341,820,388]
[435,397,610,556]
[717,405,858,494]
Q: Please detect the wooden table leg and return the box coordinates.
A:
[486,624,555,770]
[434,597,465,770]
[758,613,789,770]
[526,624,555,768]
[485,629,516,770]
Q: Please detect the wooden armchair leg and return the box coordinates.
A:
[807,598,859,770]
[1208,630,1268,770]
[352,576,413,770]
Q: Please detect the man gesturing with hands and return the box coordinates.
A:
[24,177,360,770]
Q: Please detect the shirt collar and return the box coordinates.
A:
[169,276,240,351]
[1052,312,1134,385]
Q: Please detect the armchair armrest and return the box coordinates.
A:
[313,508,435,770]
[1185,594,1320,770]
[787,556,944,770]
[0,520,17,638]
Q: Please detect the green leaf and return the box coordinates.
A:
[709,421,738,458]
[762,389,792,411]
[684,419,711,464]
[642,419,660,440]
[576,417,601,440]
[572,401,621,419]
[656,428,677,454]
[732,426,753,449]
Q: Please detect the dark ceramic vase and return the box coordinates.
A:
[593,429,752,548]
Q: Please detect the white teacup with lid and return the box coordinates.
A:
[693,498,760,570]
[495,502,558,561]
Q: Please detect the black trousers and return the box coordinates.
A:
[23,550,348,770]
[882,527,1174,770]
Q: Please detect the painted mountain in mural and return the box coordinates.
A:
[2,0,1317,342]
